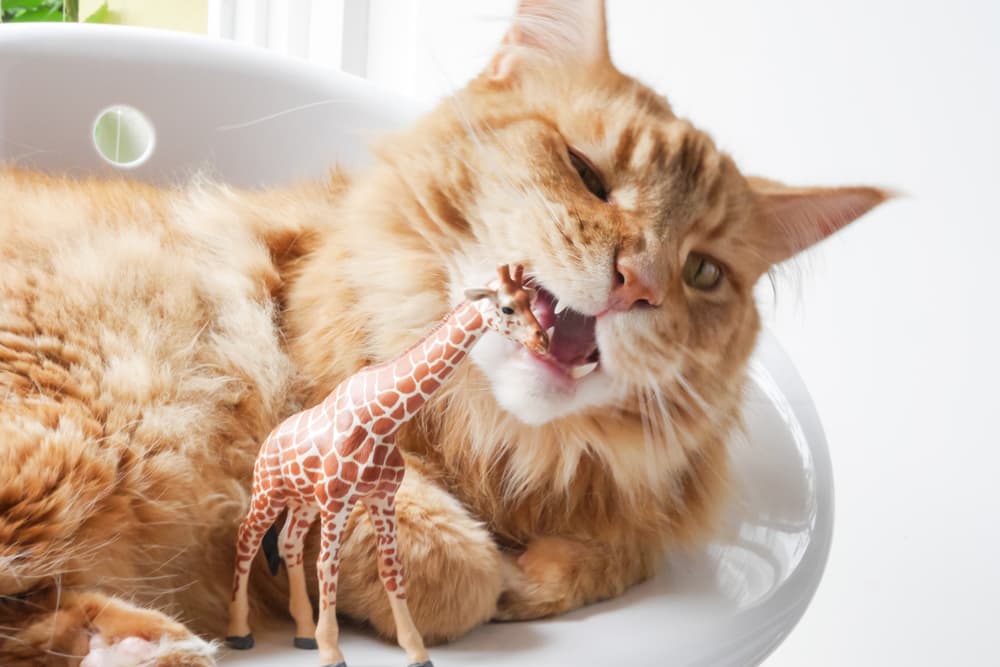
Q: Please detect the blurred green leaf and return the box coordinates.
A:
[1,0,83,22]
[7,5,62,21]
[3,0,48,11]
[84,1,106,23]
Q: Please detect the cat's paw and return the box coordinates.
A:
[82,635,157,667]
[76,592,216,667]
[81,634,215,667]
[494,536,584,621]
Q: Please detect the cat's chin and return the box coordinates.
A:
[469,335,618,426]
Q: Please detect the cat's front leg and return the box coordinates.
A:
[494,535,659,620]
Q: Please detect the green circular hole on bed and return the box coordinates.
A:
[93,105,155,168]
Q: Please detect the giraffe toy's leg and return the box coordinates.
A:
[366,495,433,667]
[226,470,286,649]
[278,503,320,649]
[315,505,350,667]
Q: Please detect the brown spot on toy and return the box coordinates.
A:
[353,436,374,462]
[323,456,339,477]
[340,461,358,482]
[379,390,399,407]
[327,477,350,498]
[337,425,367,456]
[385,449,404,468]
[373,418,395,436]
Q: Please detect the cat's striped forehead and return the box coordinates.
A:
[563,85,733,233]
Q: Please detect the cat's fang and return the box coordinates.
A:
[569,361,599,380]
[553,299,569,315]
[546,326,556,339]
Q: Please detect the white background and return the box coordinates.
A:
[229,1,1000,664]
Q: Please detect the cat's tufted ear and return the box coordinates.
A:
[747,177,893,267]
[488,0,611,81]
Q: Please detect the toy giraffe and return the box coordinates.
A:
[226,265,548,667]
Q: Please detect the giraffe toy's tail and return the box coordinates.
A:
[262,523,283,576]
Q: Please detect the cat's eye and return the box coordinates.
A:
[682,254,723,290]
[501,306,515,315]
[568,148,609,202]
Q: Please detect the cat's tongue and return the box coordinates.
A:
[532,287,598,366]
[549,308,598,365]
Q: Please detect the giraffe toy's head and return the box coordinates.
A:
[465,264,549,356]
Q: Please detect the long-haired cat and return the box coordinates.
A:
[0,1,888,664]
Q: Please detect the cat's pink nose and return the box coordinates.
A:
[609,261,663,311]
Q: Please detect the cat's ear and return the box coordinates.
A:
[488,0,610,81]
[747,177,893,267]
[465,288,498,303]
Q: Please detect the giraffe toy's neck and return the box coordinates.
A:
[331,299,495,438]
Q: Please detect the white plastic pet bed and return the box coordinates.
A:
[0,24,833,667]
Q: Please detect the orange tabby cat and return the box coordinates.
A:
[0,1,888,665]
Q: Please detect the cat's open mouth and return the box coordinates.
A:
[529,285,600,380]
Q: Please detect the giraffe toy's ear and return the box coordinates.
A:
[464,288,497,303]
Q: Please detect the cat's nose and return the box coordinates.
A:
[609,260,663,311]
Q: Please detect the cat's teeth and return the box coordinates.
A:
[545,326,555,339]
[569,361,599,380]
[554,300,569,315]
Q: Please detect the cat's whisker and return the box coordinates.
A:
[674,372,714,418]
[48,573,62,648]
[642,391,672,468]
[214,98,354,132]
[635,388,653,445]
[642,371,682,450]
[648,383,680,447]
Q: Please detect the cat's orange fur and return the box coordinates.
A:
[0,2,888,664]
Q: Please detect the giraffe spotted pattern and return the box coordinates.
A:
[226,265,547,667]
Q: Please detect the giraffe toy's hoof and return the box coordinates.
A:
[224,634,255,650]
[407,662,434,667]
[293,636,318,650]
[320,663,347,667]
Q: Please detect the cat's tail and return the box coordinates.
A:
[262,523,283,576]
